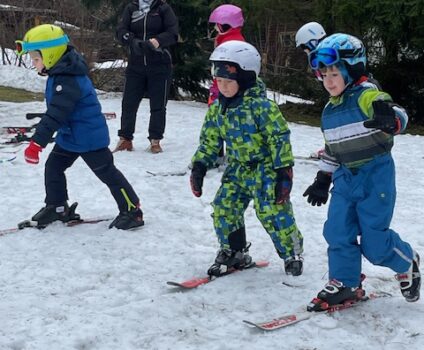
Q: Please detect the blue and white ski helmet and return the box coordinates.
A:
[310,33,367,83]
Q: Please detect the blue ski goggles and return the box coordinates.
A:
[15,35,69,56]
[308,47,358,70]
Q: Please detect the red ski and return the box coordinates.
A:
[167,260,269,289]
[243,291,391,331]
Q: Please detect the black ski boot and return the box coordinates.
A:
[109,208,144,230]
[395,251,421,302]
[284,255,304,276]
[307,279,365,312]
[207,244,253,277]
[31,202,80,227]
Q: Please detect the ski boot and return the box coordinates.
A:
[284,255,304,276]
[395,251,421,302]
[207,244,252,277]
[307,278,365,312]
[31,202,80,228]
[109,207,144,230]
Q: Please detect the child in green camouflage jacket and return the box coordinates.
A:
[190,40,304,278]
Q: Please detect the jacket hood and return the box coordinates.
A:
[131,0,161,10]
[48,47,88,76]
[244,78,267,99]
[218,78,266,112]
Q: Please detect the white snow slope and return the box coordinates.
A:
[0,65,423,350]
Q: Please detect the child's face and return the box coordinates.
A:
[321,65,346,96]
[29,51,45,73]
[216,77,239,98]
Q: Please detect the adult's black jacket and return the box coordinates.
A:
[116,0,178,66]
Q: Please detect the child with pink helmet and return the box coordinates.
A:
[207,4,247,167]
[208,4,246,106]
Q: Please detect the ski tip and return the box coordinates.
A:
[242,320,259,327]
[242,319,285,331]
[17,220,38,229]
[253,260,270,267]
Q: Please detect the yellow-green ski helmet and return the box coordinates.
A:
[16,24,69,69]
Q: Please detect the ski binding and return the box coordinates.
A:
[167,260,269,289]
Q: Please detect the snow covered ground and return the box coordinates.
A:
[0,65,423,349]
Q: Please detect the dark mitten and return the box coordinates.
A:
[303,171,332,206]
[190,162,207,197]
[363,100,400,134]
[275,167,293,204]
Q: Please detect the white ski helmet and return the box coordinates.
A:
[209,40,261,77]
[295,22,326,51]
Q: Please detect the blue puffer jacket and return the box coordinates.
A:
[33,46,109,152]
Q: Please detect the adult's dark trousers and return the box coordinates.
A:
[44,144,140,212]
[118,63,172,141]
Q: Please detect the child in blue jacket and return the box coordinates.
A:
[16,24,144,230]
[303,33,420,310]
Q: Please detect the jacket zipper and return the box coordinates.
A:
[143,15,147,66]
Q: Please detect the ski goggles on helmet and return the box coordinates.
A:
[15,35,69,56]
[308,47,358,70]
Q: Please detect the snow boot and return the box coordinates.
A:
[307,279,365,312]
[395,251,421,302]
[207,244,252,277]
[31,202,80,227]
[284,255,304,276]
[113,137,133,152]
[109,207,144,230]
[149,139,163,154]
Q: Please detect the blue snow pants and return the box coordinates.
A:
[324,153,413,287]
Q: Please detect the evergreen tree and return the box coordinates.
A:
[169,0,210,100]
[315,0,424,124]
[80,0,211,100]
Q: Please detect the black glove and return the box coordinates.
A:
[303,171,332,206]
[122,32,135,45]
[275,167,293,204]
[190,162,207,197]
[363,100,400,134]
[130,39,156,56]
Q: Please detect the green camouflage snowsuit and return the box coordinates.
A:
[192,80,303,259]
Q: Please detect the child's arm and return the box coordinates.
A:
[318,147,339,174]
[32,75,80,148]
[257,100,294,169]
[360,90,408,134]
[191,105,223,169]
[208,79,219,106]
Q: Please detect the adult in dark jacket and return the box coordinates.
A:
[114,0,178,153]
[16,24,144,230]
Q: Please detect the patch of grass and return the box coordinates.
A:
[0,86,44,103]
[280,101,424,136]
[279,101,323,128]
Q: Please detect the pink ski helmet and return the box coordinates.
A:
[209,4,244,28]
